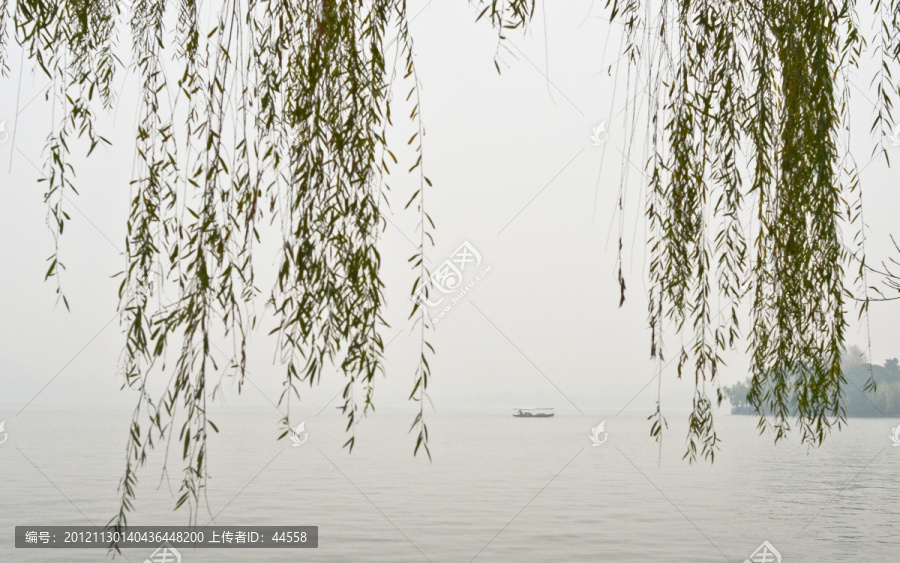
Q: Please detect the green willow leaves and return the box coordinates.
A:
[606,0,900,461]
[0,0,528,543]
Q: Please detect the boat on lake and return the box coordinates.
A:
[512,408,554,418]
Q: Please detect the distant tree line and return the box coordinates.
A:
[723,347,900,418]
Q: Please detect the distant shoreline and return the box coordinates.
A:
[729,406,897,418]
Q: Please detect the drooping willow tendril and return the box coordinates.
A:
[604,0,900,461]
[1,0,531,550]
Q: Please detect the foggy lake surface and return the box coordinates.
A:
[1,406,898,561]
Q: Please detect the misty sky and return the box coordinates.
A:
[1,0,899,422]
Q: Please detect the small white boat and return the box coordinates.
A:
[512,408,554,418]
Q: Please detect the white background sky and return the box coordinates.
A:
[1,0,899,422]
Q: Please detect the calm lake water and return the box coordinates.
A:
[1,406,898,561]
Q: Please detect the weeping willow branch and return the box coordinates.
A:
[607,0,900,461]
[0,0,387,550]
[1,0,543,549]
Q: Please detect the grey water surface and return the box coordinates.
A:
[1,406,897,562]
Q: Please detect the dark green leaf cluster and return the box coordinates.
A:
[1,0,536,545]
[606,0,900,461]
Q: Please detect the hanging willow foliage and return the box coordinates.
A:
[460,0,896,462]
[604,0,900,462]
[1,0,533,542]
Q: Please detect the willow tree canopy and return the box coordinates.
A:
[1,0,896,535]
